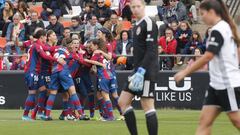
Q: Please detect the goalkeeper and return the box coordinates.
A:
[118,0,159,135]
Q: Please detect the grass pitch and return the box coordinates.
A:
[0,109,239,135]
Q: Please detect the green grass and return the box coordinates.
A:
[0,109,239,135]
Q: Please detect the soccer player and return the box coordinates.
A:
[78,42,96,119]
[95,28,123,120]
[84,39,115,121]
[118,0,159,135]
[41,34,88,121]
[22,29,64,121]
[174,0,240,135]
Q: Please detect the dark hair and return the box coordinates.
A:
[64,27,70,31]
[98,27,113,42]
[90,39,107,53]
[90,14,98,19]
[120,30,130,40]
[34,29,46,39]
[71,16,82,24]
[200,0,240,47]
[46,30,55,41]
[192,47,203,61]
[180,20,191,30]
[191,31,202,42]
[18,1,28,13]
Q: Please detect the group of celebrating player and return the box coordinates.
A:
[21,26,123,121]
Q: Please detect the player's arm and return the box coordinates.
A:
[84,53,106,68]
[42,45,58,52]
[140,21,158,69]
[84,59,105,68]
[174,30,224,82]
[36,44,57,62]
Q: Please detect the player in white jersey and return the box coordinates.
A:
[174,0,240,135]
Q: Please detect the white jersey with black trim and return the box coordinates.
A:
[207,20,240,90]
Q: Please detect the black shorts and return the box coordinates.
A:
[203,86,240,112]
[123,79,155,98]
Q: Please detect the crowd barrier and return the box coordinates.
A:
[0,70,209,109]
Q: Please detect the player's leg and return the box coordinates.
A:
[44,89,58,120]
[22,73,38,120]
[195,86,221,135]
[119,91,136,135]
[227,112,240,131]
[140,81,158,135]
[226,87,240,131]
[60,92,70,118]
[101,90,114,120]
[195,106,221,135]
[83,75,95,118]
[111,92,123,116]
[110,78,123,117]
[96,78,105,118]
[140,98,158,135]
[43,73,59,120]
[23,90,37,120]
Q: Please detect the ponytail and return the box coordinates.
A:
[200,0,240,47]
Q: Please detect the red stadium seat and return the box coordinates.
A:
[30,5,43,17]
[0,37,7,49]
[61,21,72,28]
[121,21,132,31]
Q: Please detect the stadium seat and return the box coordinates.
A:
[61,21,72,28]
[105,0,111,7]
[145,6,158,17]
[0,37,7,49]
[63,6,82,19]
[30,5,43,17]
[121,21,132,31]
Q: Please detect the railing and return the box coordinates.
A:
[0,54,205,71]
[226,0,240,18]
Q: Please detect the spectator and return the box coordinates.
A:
[158,0,188,36]
[46,14,64,42]
[174,0,188,21]
[116,30,133,56]
[61,27,71,46]
[187,47,208,71]
[189,3,197,23]
[25,10,45,40]
[104,12,123,40]
[10,56,25,70]
[169,21,179,38]
[93,0,111,25]
[71,33,81,41]
[6,13,25,54]
[17,1,30,24]
[84,14,102,41]
[0,1,15,37]
[184,31,204,55]
[176,21,192,54]
[158,28,177,70]
[80,2,93,24]
[41,0,73,21]
[121,0,132,21]
[69,16,85,41]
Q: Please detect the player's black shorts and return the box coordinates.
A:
[123,79,155,98]
[203,86,240,112]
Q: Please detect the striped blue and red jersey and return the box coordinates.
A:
[106,42,116,74]
[40,44,53,75]
[91,53,113,80]
[67,52,83,78]
[51,47,71,73]
[75,45,92,77]
[24,40,57,74]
